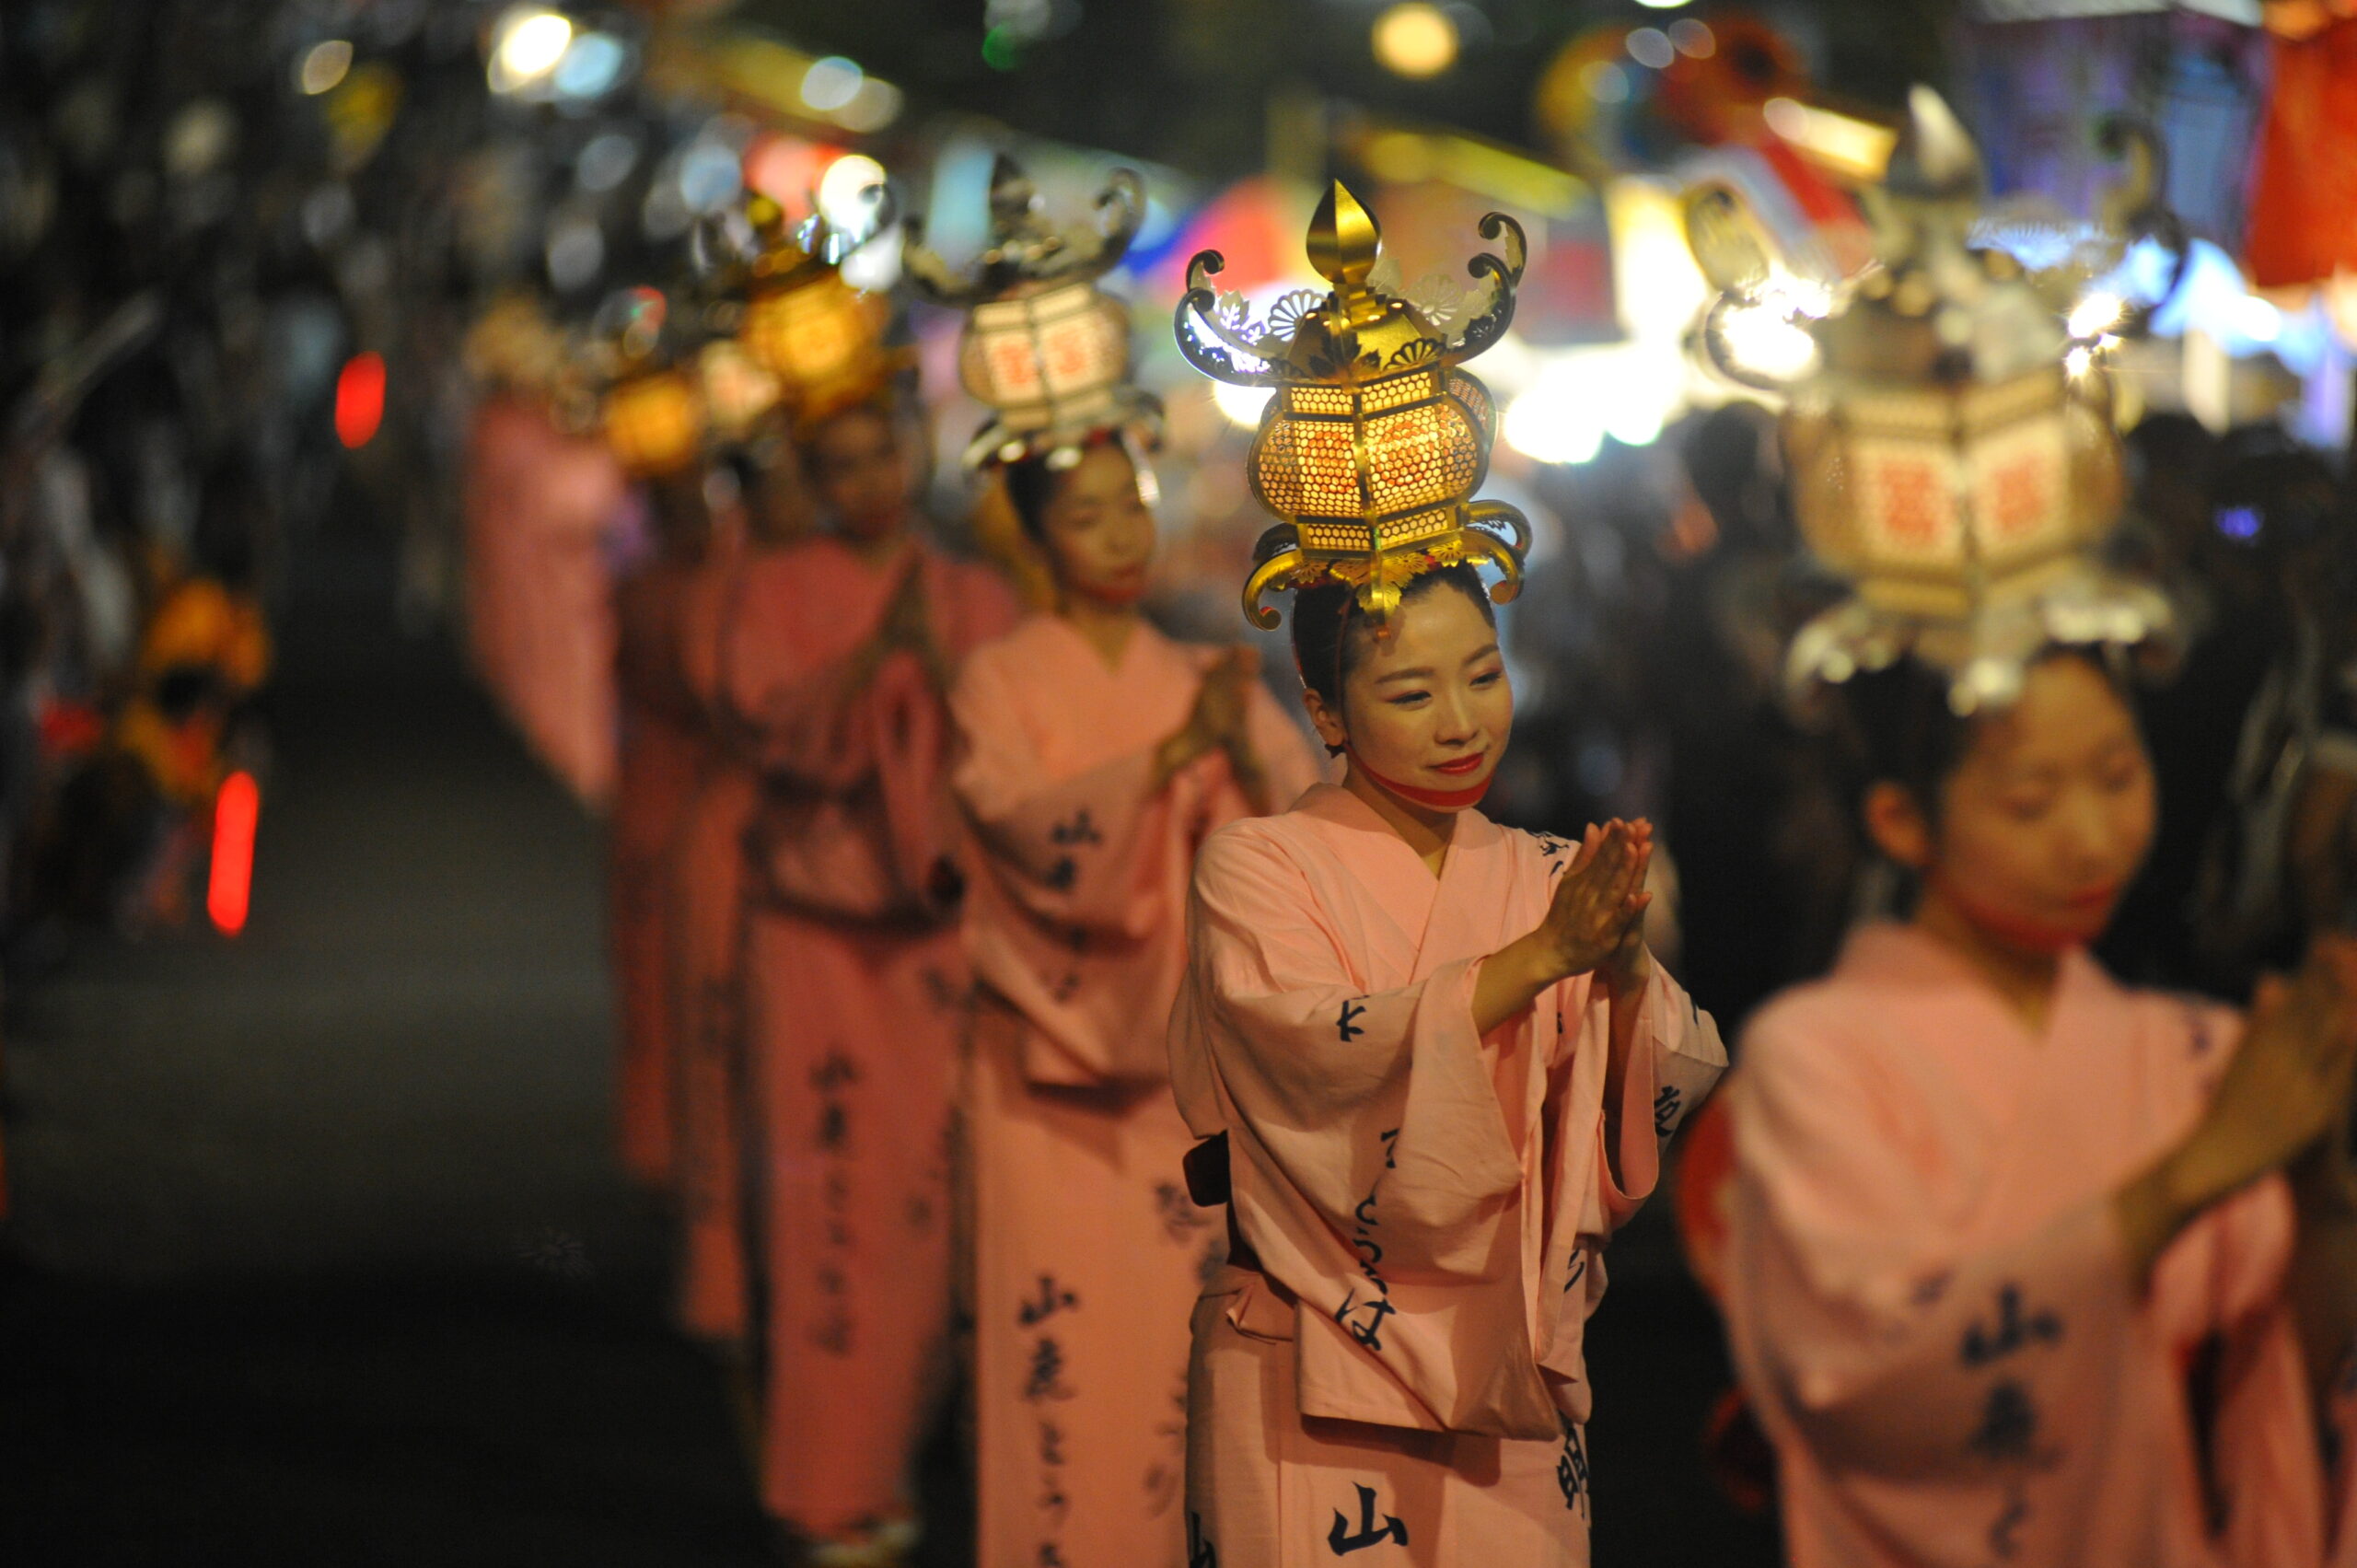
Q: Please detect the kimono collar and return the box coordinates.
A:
[1834,922,2114,1048]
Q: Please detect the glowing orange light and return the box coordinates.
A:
[208,770,260,935]
[335,352,387,448]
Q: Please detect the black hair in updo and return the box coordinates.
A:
[1002,436,1132,540]
[1003,452,1061,540]
[1287,554,1498,716]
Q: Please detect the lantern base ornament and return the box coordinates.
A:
[1786,557,2174,714]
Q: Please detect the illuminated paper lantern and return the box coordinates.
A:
[905,156,1161,470]
[1784,362,2122,622]
[1176,180,1528,627]
[1685,87,2165,710]
[725,192,900,426]
[601,366,702,478]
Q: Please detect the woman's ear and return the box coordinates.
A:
[1863,781,1933,871]
[1301,688,1349,758]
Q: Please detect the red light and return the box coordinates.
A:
[208,770,260,935]
[335,352,386,448]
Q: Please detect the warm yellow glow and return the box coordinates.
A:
[490,8,573,94]
[1719,300,1819,381]
[1213,381,1275,428]
[1372,3,1458,79]
[2067,291,2125,340]
[298,40,353,96]
[1762,98,1898,184]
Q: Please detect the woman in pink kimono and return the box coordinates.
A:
[1718,648,2357,1568]
[1170,560,1727,1567]
[608,475,715,1187]
[459,390,624,807]
[722,396,1017,1561]
[668,441,812,1351]
[951,438,1322,1568]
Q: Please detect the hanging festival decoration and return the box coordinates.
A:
[903,154,1160,470]
[1685,87,2176,713]
[1175,180,1528,631]
[729,185,901,426]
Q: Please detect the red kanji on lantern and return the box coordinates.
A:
[1875,457,1946,548]
[1987,453,2049,542]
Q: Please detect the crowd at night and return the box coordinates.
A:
[4,4,2357,1567]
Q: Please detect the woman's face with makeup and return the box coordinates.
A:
[1035,445,1155,607]
[1872,655,2157,948]
[1305,580,1513,807]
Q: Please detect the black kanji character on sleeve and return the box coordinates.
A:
[1556,1419,1591,1519]
[1961,1284,2063,1367]
[1328,1485,1410,1554]
[1968,1379,2041,1464]
[1023,1336,1076,1402]
[1334,1290,1398,1352]
[1050,808,1104,846]
[1017,1274,1079,1327]
[1337,999,1367,1042]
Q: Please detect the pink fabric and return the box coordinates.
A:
[459,397,625,805]
[609,559,709,1186]
[1169,785,1726,1565]
[665,536,766,1345]
[722,534,1017,1534]
[1724,923,2347,1568]
[950,614,1322,1567]
[460,396,624,807]
[668,760,756,1343]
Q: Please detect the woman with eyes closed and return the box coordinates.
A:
[1167,557,1728,1568]
[1712,646,2357,1568]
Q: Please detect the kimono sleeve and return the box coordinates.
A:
[1573,967,1727,1231]
[949,650,1178,935]
[1186,825,1525,1280]
[1727,1005,2147,1481]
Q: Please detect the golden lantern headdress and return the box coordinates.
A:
[903,155,1162,470]
[1686,87,2178,714]
[1176,181,1530,632]
[594,286,707,481]
[724,182,904,429]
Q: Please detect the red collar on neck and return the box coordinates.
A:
[1348,747,1492,811]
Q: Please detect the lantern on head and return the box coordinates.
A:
[1176,180,1529,632]
[598,286,705,480]
[1687,87,2173,713]
[904,155,1161,470]
[732,188,900,426]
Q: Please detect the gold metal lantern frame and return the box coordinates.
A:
[1178,181,1531,630]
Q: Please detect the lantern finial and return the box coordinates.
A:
[1306,181,1384,324]
[1178,182,1529,631]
